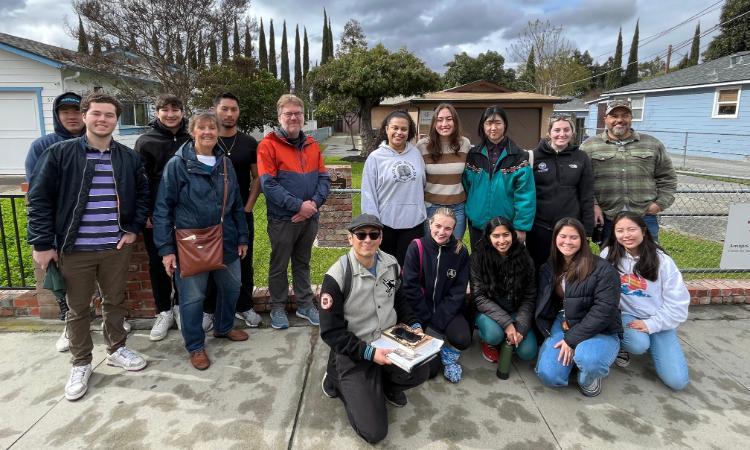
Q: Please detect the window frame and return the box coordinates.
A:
[712,86,741,119]
[614,94,645,121]
[118,101,150,128]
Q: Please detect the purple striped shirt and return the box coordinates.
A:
[73,148,121,251]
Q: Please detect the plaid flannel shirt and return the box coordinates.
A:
[580,130,676,219]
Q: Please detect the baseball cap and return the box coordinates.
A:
[56,93,81,110]
[348,214,383,232]
[605,99,632,115]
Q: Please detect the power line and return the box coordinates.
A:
[556,8,750,89]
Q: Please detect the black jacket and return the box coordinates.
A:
[531,140,594,235]
[27,137,149,252]
[134,118,190,215]
[535,256,622,347]
[470,247,536,336]
[401,236,470,334]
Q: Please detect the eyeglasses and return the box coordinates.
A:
[354,231,381,241]
[281,112,304,118]
[549,113,575,121]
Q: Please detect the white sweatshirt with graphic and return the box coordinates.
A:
[601,248,690,334]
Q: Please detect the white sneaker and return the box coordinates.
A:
[65,364,92,401]
[123,319,132,334]
[55,327,70,353]
[149,310,174,341]
[235,310,262,328]
[202,313,214,332]
[173,306,182,330]
[106,346,147,371]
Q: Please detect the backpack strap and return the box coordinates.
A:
[413,238,426,296]
[340,254,353,302]
[526,149,535,167]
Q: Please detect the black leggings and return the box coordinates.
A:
[380,224,423,267]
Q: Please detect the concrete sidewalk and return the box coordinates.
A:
[1,305,750,449]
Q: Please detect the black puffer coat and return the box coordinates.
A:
[535,256,622,347]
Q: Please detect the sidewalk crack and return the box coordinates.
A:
[287,328,319,450]
[514,361,563,450]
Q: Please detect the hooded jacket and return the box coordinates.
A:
[361,141,427,229]
[462,138,536,231]
[532,140,594,234]
[401,235,470,334]
[25,92,85,184]
[134,118,191,216]
[152,141,248,264]
[27,136,149,253]
[535,257,622,347]
[257,130,330,221]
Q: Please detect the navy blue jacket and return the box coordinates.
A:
[152,142,249,264]
[401,235,470,334]
[27,137,149,252]
[25,92,85,184]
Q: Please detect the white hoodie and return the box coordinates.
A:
[361,141,427,229]
[600,247,690,334]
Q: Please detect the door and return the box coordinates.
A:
[0,90,43,175]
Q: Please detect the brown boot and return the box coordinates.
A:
[213,329,249,341]
[190,349,210,370]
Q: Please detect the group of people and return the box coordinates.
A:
[26,91,328,400]
[321,100,688,443]
[25,89,691,444]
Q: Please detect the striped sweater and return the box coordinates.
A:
[416,136,471,205]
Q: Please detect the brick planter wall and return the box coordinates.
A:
[317,165,352,248]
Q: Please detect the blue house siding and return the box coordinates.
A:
[587,86,750,161]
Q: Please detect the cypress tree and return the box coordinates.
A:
[77,17,88,54]
[321,9,329,64]
[92,33,102,56]
[269,19,277,77]
[150,32,160,57]
[187,37,197,68]
[689,23,701,66]
[281,21,291,89]
[244,23,253,59]
[209,36,218,66]
[294,25,302,93]
[259,19,268,71]
[522,47,536,90]
[221,22,230,64]
[233,20,241,59]
[623,20,639,85]
[327,18,334,61]
[197,32,205,67]
[165,38,173,64]
[605,28,623,90]
[175,33,184,66]
[303,27,310,80]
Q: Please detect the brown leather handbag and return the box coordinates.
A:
[175,158,228,277]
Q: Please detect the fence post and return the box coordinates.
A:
[682,132,689,169]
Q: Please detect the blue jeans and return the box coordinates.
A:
[602,214,659,243]
[536,313,620,387]
[425,202,466,240]
[621,314,689,390]
[175,259,241,352]
[475,313,537,361]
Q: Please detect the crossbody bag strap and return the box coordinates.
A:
[220,157,228,222]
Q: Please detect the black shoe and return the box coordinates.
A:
[615,350,631,368]
[578,377,602,397]
[321,372,338,398]
[385,390,407,407]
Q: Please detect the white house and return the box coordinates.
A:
[0,32,156,175]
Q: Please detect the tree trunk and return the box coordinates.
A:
[358,99,378,158]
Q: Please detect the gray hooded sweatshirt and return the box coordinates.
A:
[361,141,427,229]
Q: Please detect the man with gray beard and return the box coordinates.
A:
[580,99,676,242]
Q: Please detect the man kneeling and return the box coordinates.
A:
[319,214,430,444]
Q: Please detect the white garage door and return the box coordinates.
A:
[0,91,42,175]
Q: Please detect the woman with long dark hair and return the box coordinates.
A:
[471,216,537,371]
[463,106,535,250]
[527,114,594,268]
[361,110,426,265]
[601,211,690,390]
[535,218,621,397]
[416,104,471,239]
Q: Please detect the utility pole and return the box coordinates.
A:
[665,44,672,74]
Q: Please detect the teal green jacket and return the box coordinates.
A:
[462,138,536,231]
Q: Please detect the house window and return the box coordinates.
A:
[713,87,741,118]
[615,95,645,121]
[120,101,149,127]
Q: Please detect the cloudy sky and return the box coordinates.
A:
[1,0,724,72]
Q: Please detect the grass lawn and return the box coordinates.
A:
[2,155,747,289]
